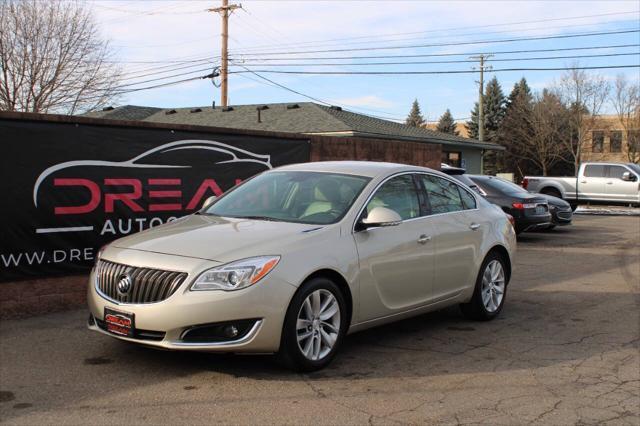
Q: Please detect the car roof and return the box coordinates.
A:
[275,161,439,178]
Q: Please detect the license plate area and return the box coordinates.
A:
[104,307,135,337]
[535,206,546,214]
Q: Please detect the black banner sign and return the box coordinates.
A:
[0,119,310,282]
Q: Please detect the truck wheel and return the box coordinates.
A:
[541,188,562,199]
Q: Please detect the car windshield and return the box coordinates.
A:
[472,176,528,196]
[204,171,371,225]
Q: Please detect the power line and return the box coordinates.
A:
[227,29,640,56]
[229,64,640,75]
[231,52,640,67]
[231,62,406,121]
[227,10,639,53]
[229,44,639,62]
[227,16,640,55]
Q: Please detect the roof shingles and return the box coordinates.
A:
[82,102,502,150]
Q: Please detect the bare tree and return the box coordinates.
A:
[611,74,640,163]
[555,63,610,173]
[0,0,121,114]
[506,90,569,176]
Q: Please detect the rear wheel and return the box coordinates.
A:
[541,188,562,199]
[277,277,346,372]
[460,252,509,321]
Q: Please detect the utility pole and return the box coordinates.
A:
[208,0,242,107]
[469,54,492,142]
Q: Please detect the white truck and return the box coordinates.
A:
[522,162,640,209]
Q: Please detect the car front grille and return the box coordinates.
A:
[96,260,188,304]
[557,210,573,220]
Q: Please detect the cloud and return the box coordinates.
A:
[333,95,395,108]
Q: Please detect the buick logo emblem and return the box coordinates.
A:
[117,274,132,296]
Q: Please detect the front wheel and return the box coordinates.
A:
[277,277,347,372]
[460,252,509,321]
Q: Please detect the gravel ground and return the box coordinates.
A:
[1,215,639,425]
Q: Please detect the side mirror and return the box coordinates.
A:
[202,195,218,209]
[622,171,636,182]
[359,207,402,230]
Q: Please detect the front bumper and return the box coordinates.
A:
[550,207,573,225]
[87,254,297,353]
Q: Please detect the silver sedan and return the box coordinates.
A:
[88,161,516,371]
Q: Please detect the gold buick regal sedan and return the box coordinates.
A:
[88,161,516,371]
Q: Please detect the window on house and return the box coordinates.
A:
[591,131,604,153]
[610,131,622,153]
[629,130,640,152]
[442,151,462,167]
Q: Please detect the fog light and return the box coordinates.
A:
[224,325,239,338]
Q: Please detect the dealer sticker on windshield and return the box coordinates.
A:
[104,307,135,337]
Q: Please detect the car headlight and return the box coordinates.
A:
[191,256,280,291]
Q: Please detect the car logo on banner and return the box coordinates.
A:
[31,139,273,236]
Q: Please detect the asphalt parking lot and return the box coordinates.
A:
[1,215,639,425]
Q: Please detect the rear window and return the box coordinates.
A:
[450,174,484,195]
[471,176,528,196]
[584,164,606,177]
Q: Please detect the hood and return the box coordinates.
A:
[111,214,329,262]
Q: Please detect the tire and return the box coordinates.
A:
[460,251,509,321]
[277,277,347,372]
[569,202,579,212]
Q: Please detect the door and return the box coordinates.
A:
[579,164,607,200]
[605,165,639,203]
[354,174,436,321]
[420,174,483,301]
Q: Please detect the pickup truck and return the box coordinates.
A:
[522,162,640,209]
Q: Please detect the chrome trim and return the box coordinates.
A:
[173,320,264,347]
[95,260,188,305]
[88,319,264,349]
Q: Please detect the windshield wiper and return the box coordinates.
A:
[235,215,283,222]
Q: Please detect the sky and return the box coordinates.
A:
[90,0,640,123]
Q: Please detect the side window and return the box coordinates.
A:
[365,175,420,220]
[459,186,477,210]
[608,166,627,180]
[584,165,605,177]
[422,175,464,214]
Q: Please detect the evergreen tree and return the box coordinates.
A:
[497,78,535,178]
[405,99,425,127]
[436,109,459,135]
[466,76,506,142]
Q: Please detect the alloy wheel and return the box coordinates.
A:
[481,260,505,313]
[296,289,341,361]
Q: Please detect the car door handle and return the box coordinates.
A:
[580,181,588,184]
[606,181,613,185]
[469,223,481,230]
[417,235,432,244]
